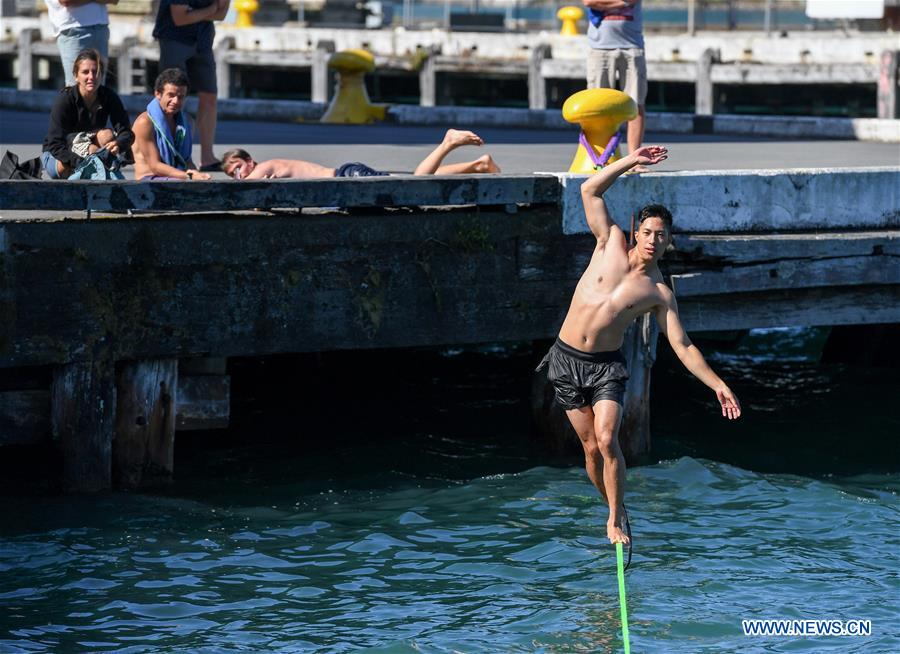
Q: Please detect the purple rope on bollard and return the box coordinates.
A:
[578,131,622,170]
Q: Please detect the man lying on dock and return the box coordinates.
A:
[220,129,501,180]
[537,145,741,552]
[131,68,212,181]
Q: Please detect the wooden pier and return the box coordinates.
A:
[0,168,897,490]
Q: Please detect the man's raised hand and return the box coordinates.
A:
[632,145,668,166]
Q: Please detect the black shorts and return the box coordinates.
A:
[537,338,629,409]
[334,162,389,177]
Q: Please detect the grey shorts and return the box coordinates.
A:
[158,39,217,94]
[537,338,629,409]
[586,47,647,106]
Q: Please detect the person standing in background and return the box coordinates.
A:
[152,0,230,171]
[44,0,117,86]
[583,0,647,170]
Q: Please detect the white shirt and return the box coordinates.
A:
[44,0,109,36]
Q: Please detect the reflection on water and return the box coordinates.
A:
[1,328,897,653]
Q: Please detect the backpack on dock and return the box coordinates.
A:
[0,150,42,180]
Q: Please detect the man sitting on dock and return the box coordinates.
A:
[538,145,741,548]
[220,129,501,180]
[131,68,212,181]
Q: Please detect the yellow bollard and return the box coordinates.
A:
[234,0,259,28]
[320,49,388,124]
[557,6,584,37]
[562,88,637,174]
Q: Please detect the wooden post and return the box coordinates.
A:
[529,44,551,110]
[215,36,235,100]
[419,52,436,107]
[877,50,899,119]
[117,37,137,95]
[618,314,659,459]
[695,48,717,116]
[17,28,40,92]
[52,360,116,492]
[312,40,334,104]
[114,359,178,488]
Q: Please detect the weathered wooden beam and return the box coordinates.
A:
[0,175,560,213]
[0,390,50,446]
[519,232,900,282]
[710,63,879,84]
[670,254,900,297]
[113,359,177,488]
[52,360,115,492]
[677,285,900,332]
[673,231,900,264]
[176,374,230,431]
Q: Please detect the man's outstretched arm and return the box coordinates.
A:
[654,288,742,420]
[580,146,667,245]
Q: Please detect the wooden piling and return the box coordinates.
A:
[695,48,718,116]
[878,50,899,120]
[52,360,115,493]
[619,315,659,459]
[16,28,39,92]
[113,359,178,488]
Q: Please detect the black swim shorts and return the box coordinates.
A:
[537,338,629,409]
[334,162,389,177]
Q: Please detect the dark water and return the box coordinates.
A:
[1,329,898,653]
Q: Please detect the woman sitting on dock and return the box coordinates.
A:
[41,48,133,180]
[221,129,501,180]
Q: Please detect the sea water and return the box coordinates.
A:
[1,329,897,653]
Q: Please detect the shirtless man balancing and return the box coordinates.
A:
[541,145,741,547]
[221,129,500,180]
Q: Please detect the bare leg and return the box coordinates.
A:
[414,129,494,175]
[435,154,501,175]
[593,399,628,544]
[89,128,115,155]
[196,91,219,167]
[566,406,607,501]
[95,129,115,147]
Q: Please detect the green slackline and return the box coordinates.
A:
[616,542,631,654]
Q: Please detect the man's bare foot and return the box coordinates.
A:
[473,154,501,173]
[444,129,485,150]
[607,522,631,545]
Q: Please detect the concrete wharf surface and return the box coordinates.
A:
[2,108,899,186]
